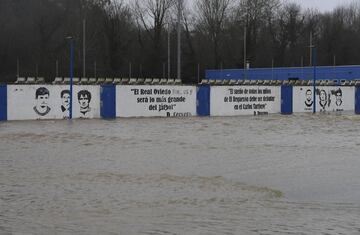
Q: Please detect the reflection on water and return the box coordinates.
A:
[1,114,360,234]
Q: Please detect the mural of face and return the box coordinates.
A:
[335,89,343,106]
[305,89,313,107]
[77,90,92,115]
[34,87,51,116]
[79,94,89,109]
[318,89,328,110]
[319,90,326,102]
[37,94,49,108]
[61,90,70,112]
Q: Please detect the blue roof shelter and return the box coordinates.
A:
[206,65,360,81]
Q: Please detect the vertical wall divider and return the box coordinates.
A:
[197,85,211,116]
[100,84,116,119]
[281,85,293,115]
[0,84,7,121]
[355,86,360,114]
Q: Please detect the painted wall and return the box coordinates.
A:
[7,85,100,120]
[210,86,281,116]
[3,85,358,121]
[116,85,197,117]
[293,86,355,113]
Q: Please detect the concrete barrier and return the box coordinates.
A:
[1,84,359,121]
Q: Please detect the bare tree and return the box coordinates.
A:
[269,3,305,66]
[182,7,196,60]
[196,0,233,68]
[237,0,280,65]
[133,0,175,76]
[101,0,134,74]
[2,0,360,83]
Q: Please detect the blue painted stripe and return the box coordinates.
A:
[197,85,210,116]
[100,84,116,119]
[0,84,7,121]
[281,85,293,115]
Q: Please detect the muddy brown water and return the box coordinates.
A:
[1,114,360,234]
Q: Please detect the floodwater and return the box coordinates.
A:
[1,114,360,235]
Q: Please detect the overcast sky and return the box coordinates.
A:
[286,0,355,12]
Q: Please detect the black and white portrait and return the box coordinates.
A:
[34,87,51,116]
[77,90,91,117]
[317,89,331,111]
[319,89,327,110]
[61,90,70,118]
[333,88,343,107]
[304,89,314,108]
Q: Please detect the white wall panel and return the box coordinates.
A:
[116,86,196,117]
[7,85,100,120]
[293,86,354,113]
[210,86,281,116]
